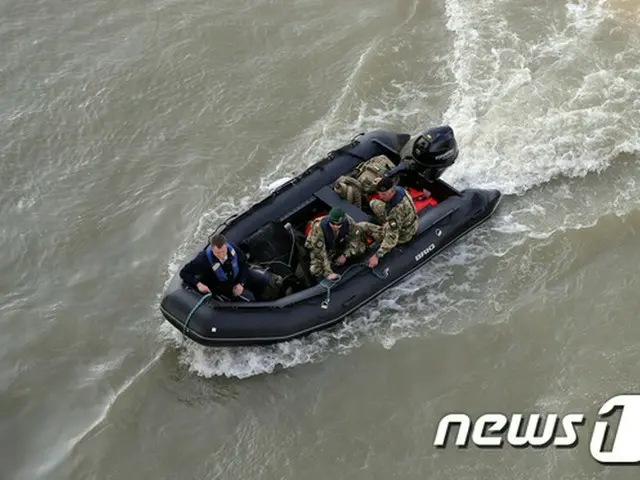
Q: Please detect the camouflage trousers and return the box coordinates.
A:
[357,199,414,248]
[308,239,369,277]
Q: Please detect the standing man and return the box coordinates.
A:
[359,177,419,268]
[305,207,367,280]
[179,233,270,301]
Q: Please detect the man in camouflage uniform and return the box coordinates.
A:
[304,207,367,280]
[358,177,419,268]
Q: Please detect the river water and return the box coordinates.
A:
[2,0,640,478]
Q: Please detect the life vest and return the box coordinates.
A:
[205,243,239,282]
[320,217,349,250]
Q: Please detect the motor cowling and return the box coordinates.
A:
[410,125,458,181]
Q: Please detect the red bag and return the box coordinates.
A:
[406,187,437,211]
[367,187,437,212]
[304,212,328,237]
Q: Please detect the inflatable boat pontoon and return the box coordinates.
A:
[160,128,501,347]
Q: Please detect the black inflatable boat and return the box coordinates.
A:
[160,128,501,347]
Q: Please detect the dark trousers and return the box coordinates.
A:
[216,268,271,302]
[239,268,271,301]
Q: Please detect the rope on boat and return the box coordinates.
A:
[182,262,389,320]
[184,292,212,334]
[319,263,389,309]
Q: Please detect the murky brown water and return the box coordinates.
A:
[2,0,640,478]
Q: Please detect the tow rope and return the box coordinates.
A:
[319,263,389,309]
[184,292,212,334]
[183,264,388,320]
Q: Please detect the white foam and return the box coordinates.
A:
[566,0,610,32]
[442,0,640,195]
[265,177,291,191]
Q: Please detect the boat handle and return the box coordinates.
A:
[343,295,358,308]
[432,207,457,225]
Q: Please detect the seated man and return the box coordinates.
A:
[358,177,419,268]
[304,207,367,280]
[179,233,270,301]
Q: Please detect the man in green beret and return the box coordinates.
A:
[304,207,367,280]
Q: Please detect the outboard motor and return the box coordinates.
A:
[410,125,458,182]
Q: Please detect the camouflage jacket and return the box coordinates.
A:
[376,188,419,258]
[304,215,363,277]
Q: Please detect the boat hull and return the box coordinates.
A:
[160,130,502,346]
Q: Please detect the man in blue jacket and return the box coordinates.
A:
[179,233,270,301]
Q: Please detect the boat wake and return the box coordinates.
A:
[160,0,640,378]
